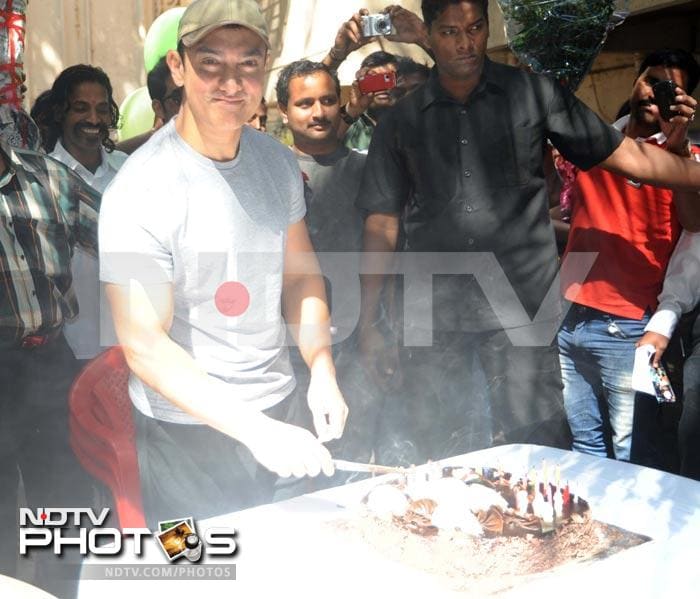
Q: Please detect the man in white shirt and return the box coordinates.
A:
[45,64,128,359]
[638,230,700,479]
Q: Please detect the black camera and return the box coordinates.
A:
[652,80,678,121]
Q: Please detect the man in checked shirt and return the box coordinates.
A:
[0,137,101,593]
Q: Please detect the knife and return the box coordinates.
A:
[333,459,407,475]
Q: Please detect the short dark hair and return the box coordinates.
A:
[147,56,172,102]
[638,49,700,94]
[44,64,119,153]
[275,60,340,106]
[396,56,431,80]
[360,51,398,71]
[30,90,53,152]
[421,0,489,29]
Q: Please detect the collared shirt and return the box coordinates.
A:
[358,59,623,330]
[0,140,100,346]
[50,140,127,358]
[562,115,692,320]
[50,140,128,194]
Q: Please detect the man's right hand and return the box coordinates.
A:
[245,416,335,479]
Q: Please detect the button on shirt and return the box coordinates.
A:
[0,141,100,347]
[358,59,623,331]
[50,140,127,358]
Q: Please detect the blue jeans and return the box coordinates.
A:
[558,304,656,462]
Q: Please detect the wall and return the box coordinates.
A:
[25,0,150,105]
[22,0,699,123]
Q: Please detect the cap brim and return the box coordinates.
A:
[179,21,270,48]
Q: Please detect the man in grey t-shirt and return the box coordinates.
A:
[99,0,347,523]
[276,60,377,475]
[276,60,365,253]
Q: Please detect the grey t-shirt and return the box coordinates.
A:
[297,146,366,253]
[99,121,306,423]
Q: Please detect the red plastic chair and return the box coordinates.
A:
[69,346,146,529]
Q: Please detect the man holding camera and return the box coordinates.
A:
[358,0,700,460]
[558,49,700,467]
[322,6,431,151]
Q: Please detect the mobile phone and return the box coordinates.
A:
[357,71,397,95]
[652,80,678,121]
[649,358,676,403]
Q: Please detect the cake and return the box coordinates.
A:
[328,464,650,596]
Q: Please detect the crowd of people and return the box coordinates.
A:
[2,0,700,596]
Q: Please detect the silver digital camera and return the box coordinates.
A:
[361,13,392,37]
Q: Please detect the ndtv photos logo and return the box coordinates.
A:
[19,508,237,563]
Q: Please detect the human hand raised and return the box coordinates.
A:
[658,84,698,155]
[382,5,429,48]
[329,8,377,63]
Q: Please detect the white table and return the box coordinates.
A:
[0,574,59,598]
[77,444,700,598]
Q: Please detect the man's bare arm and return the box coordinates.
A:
[601,137,700,230]
[359,213,400,328]
[106,282,272,441]
[601,135,700,192]
[282,219,348,442]
[106,280,333,478]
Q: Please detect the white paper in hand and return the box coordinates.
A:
[632,344,655,395]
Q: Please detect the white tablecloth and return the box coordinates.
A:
[77,444,700,598]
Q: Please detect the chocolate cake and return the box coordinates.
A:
[328,465,650,596]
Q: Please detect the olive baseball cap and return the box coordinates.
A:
[178,0,270,48]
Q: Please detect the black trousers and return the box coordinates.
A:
[0,334,103,598]
[679,313,700,480]
[132,399,291,530]
[379,328,572,464]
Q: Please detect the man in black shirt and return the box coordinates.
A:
[358,0,700,458]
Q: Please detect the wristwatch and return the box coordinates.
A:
[340,104,358,125]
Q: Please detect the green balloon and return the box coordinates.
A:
[118,86,155,141]
[143,7,186,72]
